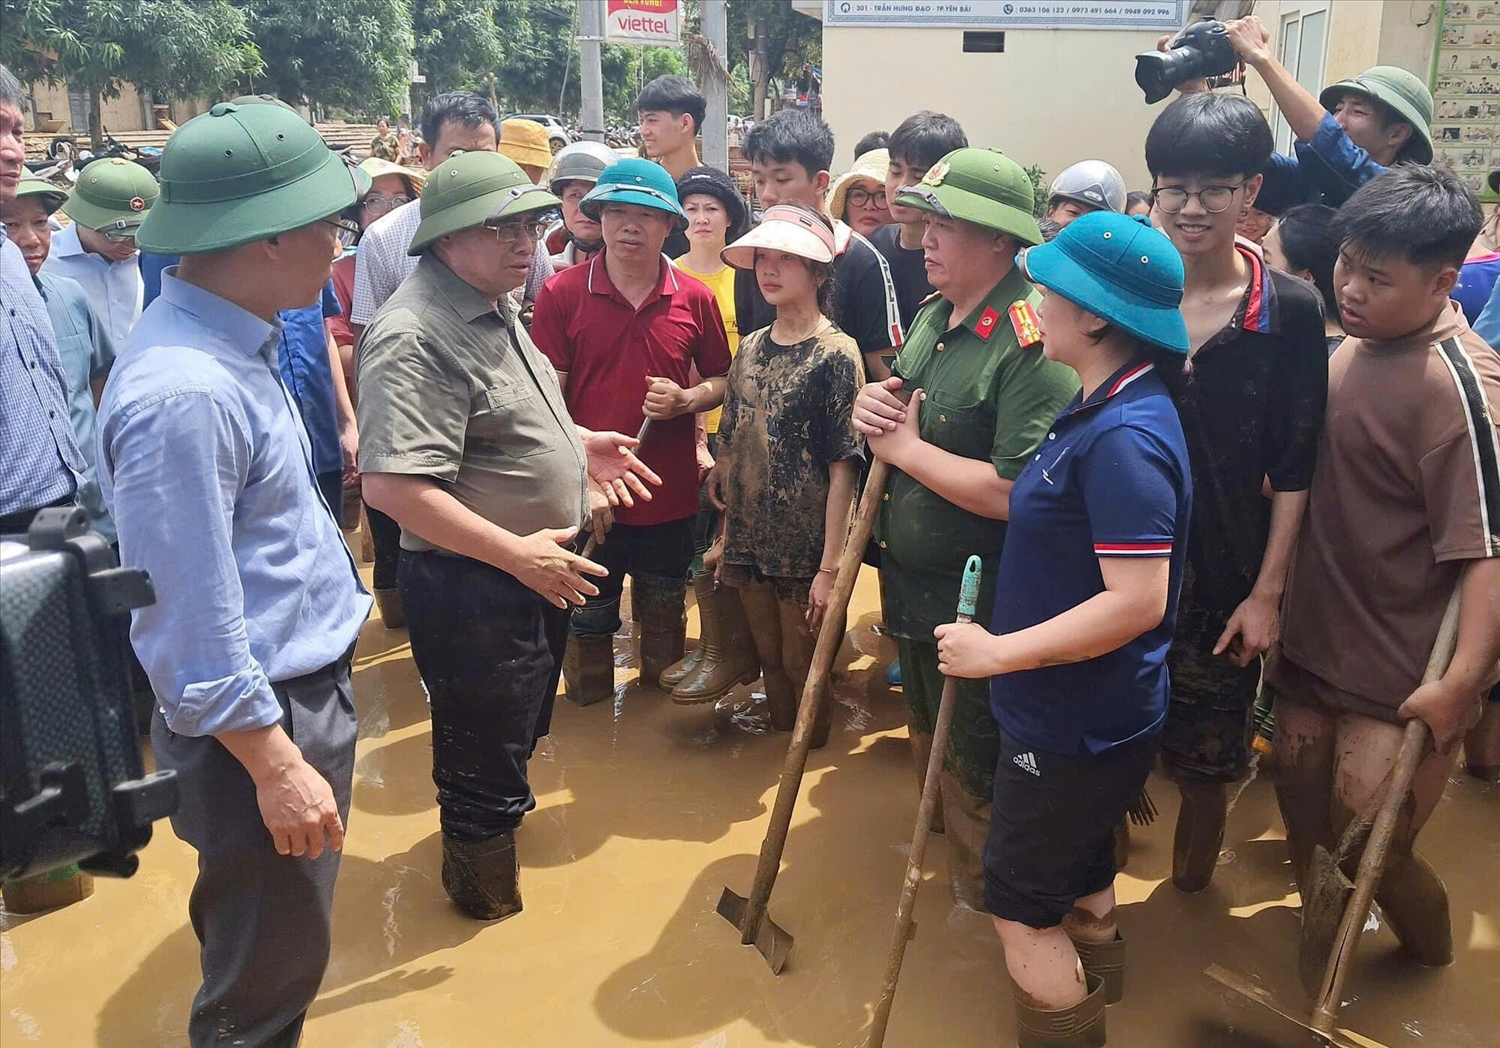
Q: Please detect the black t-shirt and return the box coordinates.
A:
[733,223,904,356]
[870,223,933,332]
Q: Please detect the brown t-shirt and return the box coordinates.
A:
[718,324,865,581]
[1268,302,1500,717]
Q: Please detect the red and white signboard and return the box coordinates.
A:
[604,0,680,46]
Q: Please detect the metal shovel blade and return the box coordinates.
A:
[1203,964,1378,1048]
[716,886,793,974]
[1299,839,1360,997]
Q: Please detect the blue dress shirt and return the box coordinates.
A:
[37,271,117,542]
[1258,112,1389,216]
[1,232,84,519]
[40,221,145,346]
[98,271,371,737]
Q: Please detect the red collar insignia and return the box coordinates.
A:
[975,306,1000,341]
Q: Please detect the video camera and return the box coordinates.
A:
[1135,19,1241,104]
[0,509,177,881]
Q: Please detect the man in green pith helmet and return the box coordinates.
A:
[852,148,1080,909]
[42,156,158,344]
[96,100,370,1046]
[358,149,660,922]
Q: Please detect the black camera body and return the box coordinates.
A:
[1135,19,1240,104]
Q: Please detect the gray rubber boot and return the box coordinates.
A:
[672,577,760,704]
[563,634,616,707]
[633,580,687,688]
[1014,972,1107,1048]
[441,832,521,922]
[660,572,713,689]
[1069,932,1126,1005]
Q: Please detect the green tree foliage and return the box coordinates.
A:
[0,0,263,148]
[724,0,820,114]
[411,0,504,101]
[237,0,412,115]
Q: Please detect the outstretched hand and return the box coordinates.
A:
[581,429,661,507]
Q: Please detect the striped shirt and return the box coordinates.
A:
[0,231,84,520]
[349,198,554,327]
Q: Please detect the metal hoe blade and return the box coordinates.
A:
[1203,965,1385,1048]
[717,887,793,974]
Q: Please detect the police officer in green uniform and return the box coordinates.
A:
[853,148,1079,908]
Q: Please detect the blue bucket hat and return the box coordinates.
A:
[580,158,688,231]
[1018,212,1190,355]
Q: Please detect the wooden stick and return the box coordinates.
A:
[865,555,982,1048]
[736,457,893,946]
[1311,587,1462,1035]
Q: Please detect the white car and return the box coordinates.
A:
[507,114,571,154]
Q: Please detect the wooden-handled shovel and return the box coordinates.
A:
[864,554,982,1048]
[1302,586,1462,1037]
[716,454,896,973]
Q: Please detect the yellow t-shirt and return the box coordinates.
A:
[675,260,739,433]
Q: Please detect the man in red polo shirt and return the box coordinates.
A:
[531,159,731,706]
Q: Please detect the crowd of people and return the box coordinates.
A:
[2,11,1499,1045]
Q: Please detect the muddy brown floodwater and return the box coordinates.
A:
[2,564,1497,1047]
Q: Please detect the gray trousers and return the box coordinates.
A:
[151,655,357,1048]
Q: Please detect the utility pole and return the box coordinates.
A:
[702,0,728,171]
[579,0,605,143]
[753,13,770,121]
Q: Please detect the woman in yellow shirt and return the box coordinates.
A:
[664,165,756,703]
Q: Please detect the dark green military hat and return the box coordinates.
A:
[408,150,560,255]
[1319,66,1433,164]
[896,147,1043,247]
[136,101,360,254]
[62,157,159,233]
[14,177,70,214]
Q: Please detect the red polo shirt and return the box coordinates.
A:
[531,249,731,525]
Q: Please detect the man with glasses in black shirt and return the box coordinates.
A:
[1144,94,1328,893]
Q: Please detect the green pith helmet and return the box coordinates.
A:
[896,148,1043,247]
[62,157,159,233]
[13,177,69,215]
[408,150,561,255]
[136,101,360,255]
[1319,66,1434,164]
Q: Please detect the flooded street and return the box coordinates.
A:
[3,565,1497,1047]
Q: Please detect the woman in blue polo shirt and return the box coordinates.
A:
[934,212,1192,1047]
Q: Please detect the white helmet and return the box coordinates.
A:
[1049,160,1128,214]
[546,141,620,196]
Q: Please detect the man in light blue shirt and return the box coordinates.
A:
[97,99,367,1048]
[3,177,117,541]
[0,66,85,531]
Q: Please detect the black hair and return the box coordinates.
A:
[636,75,705,135]
[1125,190,1152,213]
[1333,164,1484,272]
[887,111,967,170]
[0,63,23,110]
[419,91,498,151]
[743,110,835,178]
[853,131,889,157]
[1145,93,1273,181]
[1144,345,1193,399]
[1272,204,1341,321]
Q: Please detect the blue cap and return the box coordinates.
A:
[579,158,688,231]
[1018,212,1190,355]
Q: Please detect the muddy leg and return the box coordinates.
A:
[735,580,793,730]
[1464,693,1500,782]
[1332,712,1459,966]
[1271,697,1337,895]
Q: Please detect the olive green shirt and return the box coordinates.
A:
[357,254,588,553]
[876,265,1080,637]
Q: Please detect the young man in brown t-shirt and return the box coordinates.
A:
[1266,166,1500,968]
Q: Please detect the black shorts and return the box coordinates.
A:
[983,729,1158,929]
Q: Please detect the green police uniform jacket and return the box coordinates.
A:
[876,265,1080,638]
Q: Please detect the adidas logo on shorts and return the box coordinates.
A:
[1013,751,1040,776]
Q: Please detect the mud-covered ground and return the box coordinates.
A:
[3,563,1496,1047]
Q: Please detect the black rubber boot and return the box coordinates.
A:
[1014,972,1107,1048]
[441,833,521,922]
[374,587,406,630]
[633,580,687,687]
[1172,780,1227,893]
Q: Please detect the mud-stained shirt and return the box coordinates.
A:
[718,324,866,580]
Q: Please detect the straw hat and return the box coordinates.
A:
[498,119,553,170]
[721,205,836,270]
[826,148,890,221]
[358,156,426,195]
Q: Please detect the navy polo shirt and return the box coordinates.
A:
[276,281,343,479]
[989,360,1192,757]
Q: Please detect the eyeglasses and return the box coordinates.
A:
[102,229,136,244]
[847,186,888,210]
[1150,183,1245,214]
[482,217,551,246]
[321,216,362,248]
[362,194,410,216]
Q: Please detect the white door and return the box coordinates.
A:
[1272,1,1332,156]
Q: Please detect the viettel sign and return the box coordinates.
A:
[605,0,680,46]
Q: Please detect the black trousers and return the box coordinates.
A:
[571,518,694,636]
[152,652,357,1048]
[399,549,569,841]
[366,504,402,591]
